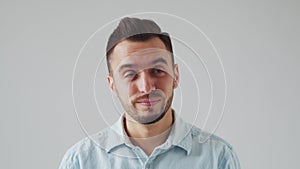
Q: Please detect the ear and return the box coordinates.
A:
[173,64,179,89]
[107,75,118,96]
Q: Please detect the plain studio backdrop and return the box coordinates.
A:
[1,0,299,169]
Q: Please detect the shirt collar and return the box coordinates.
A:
[166,112,193,155]
[102,115,131,152]
[100,111,194,155]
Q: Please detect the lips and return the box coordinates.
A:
[136,99,161,106]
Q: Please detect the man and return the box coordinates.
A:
[59,17,241,169]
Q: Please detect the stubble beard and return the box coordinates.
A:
[121,91,174,125]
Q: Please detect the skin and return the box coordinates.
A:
[107,37,179,156]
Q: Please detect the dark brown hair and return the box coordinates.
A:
[106,17,174,73]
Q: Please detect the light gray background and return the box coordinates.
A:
[1,0,299,169]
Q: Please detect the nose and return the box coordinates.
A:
[136,70,155,94]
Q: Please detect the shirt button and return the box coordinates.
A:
[145,163,150,169]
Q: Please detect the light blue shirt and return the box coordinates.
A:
[59,113,241,169]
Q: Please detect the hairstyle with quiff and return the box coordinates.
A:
[106,17,174,73]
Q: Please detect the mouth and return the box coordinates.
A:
[136,99,161,107]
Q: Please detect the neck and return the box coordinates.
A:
[124,108,174,156]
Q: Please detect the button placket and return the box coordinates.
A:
[145,163,150,169]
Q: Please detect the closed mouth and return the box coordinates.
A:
[136,99,161,106]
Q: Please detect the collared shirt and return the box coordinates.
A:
[59,113,241,169]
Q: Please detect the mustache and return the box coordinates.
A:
[133,91,163,102]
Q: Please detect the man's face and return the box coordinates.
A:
[107,37,179,124]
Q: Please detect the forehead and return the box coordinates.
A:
[113,37,167,56]
[110,37,172,69]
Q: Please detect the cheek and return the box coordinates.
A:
[116,81,137,97]
[156,79,174,91]
[127,82,140,95]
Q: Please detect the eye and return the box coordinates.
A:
[153,68,163,73]
[124,71,137,79]
[151,68,166,77]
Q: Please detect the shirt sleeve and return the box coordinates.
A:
[58,147,80,169]
[218,145,241,169]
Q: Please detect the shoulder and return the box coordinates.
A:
[58,128,111,169]
[193,127,233,149]
[188,126,241,168]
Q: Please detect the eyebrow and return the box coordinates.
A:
[118,64,136,73]
[118,58,169,73]
[151,58,168,66]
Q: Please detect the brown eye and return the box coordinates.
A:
[151,68,166,77]
[153,69,163,73]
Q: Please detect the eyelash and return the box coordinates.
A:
[151,68,164,74]
[123,68,166,79]
[124,71,137,78]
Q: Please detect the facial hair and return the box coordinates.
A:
[141,92,173,124]
[119,90,174,125]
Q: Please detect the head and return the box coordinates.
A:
[106,17,179,124]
